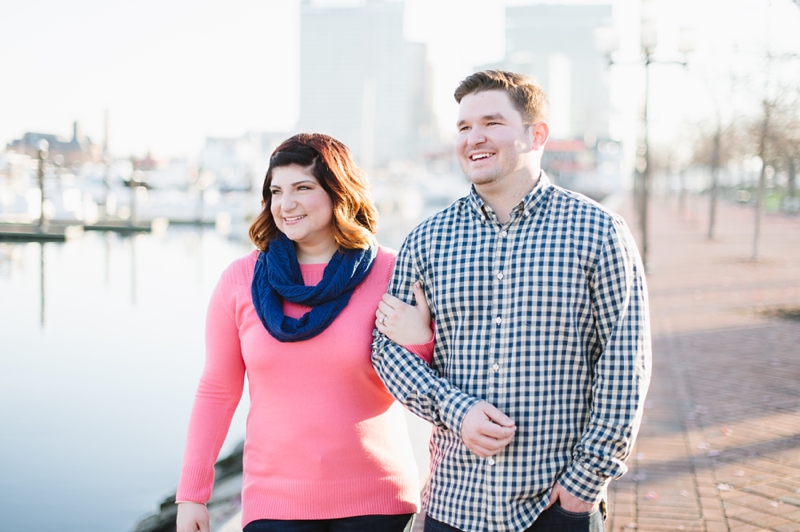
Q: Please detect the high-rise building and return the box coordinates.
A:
[298,0,433,171]
[483,4,613,141]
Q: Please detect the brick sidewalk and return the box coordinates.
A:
[606,193,800,532]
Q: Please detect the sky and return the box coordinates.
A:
[1,0,799,160]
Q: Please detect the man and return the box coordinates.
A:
[372,70,651,532]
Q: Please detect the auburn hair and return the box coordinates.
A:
[248,133,378,252]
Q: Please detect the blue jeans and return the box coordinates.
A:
[243,513,415,532]
[424,503,604,532]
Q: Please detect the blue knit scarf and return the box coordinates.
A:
[251,233,377,342]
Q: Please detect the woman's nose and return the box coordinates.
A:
[280,193,297,210]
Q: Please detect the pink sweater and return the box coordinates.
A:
[177,248,429,527]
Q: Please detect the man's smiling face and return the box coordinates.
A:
[455,89,534,189]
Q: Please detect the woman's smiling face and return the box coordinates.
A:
[269,164,335,253]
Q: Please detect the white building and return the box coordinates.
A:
[298,0,434,171]
[202,131,289,191]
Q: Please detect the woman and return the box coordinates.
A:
[176,133,433,532]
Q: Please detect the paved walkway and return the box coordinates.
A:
[605,193,800,532]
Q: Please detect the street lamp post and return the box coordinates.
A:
[130,156,139,226]
[594,1,694,271]
[640,6,657,269]
[37,139,49,231]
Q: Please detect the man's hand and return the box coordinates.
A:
[176,502,210,532]
[460,401,516,457]
[546,482,596,513]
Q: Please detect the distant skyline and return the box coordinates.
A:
[2,0,798,160]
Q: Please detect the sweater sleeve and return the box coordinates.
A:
[401,325,435,364]
[176,265,246,503]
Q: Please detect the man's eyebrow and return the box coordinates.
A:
[456,113,506,127]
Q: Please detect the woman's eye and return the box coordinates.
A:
[270,189,280,196]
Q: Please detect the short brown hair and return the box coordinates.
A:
[248,133,378,252]
[454,70,549,124]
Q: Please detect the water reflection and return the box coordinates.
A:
[131,233,137,305]
[39,241,45,328]
[105,231,112,287]
[34,233,145,330]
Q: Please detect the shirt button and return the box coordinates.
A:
[488,458,496,465]
[492,363,500,371]
[500,230,508,237]
[497,272,504,280]
[495,317,502,325]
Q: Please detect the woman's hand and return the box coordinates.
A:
[176,502,210,532]
[376,281,433,346]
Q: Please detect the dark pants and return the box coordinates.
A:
[424,503,604,532]
[243,513,415,532]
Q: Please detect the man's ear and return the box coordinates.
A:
[530,121,550,151]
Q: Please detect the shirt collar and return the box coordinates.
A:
[467,171,552,223]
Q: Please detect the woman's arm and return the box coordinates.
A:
[176,267,246,504]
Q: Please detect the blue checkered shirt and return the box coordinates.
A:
[372,173,651,532]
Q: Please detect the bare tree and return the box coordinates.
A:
[786,143,799,198]
[752,97,774,260]
[771,113,800,200]
[748,85,799,258]
[686,120,742,237]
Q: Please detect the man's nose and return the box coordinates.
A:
[468,127,486,146]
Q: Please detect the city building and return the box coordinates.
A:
[202,131,290,191]
[5,121,102,166]
[298,0,434,171]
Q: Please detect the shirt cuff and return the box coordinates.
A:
[439,389,480,435]
[558,460,611,504]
